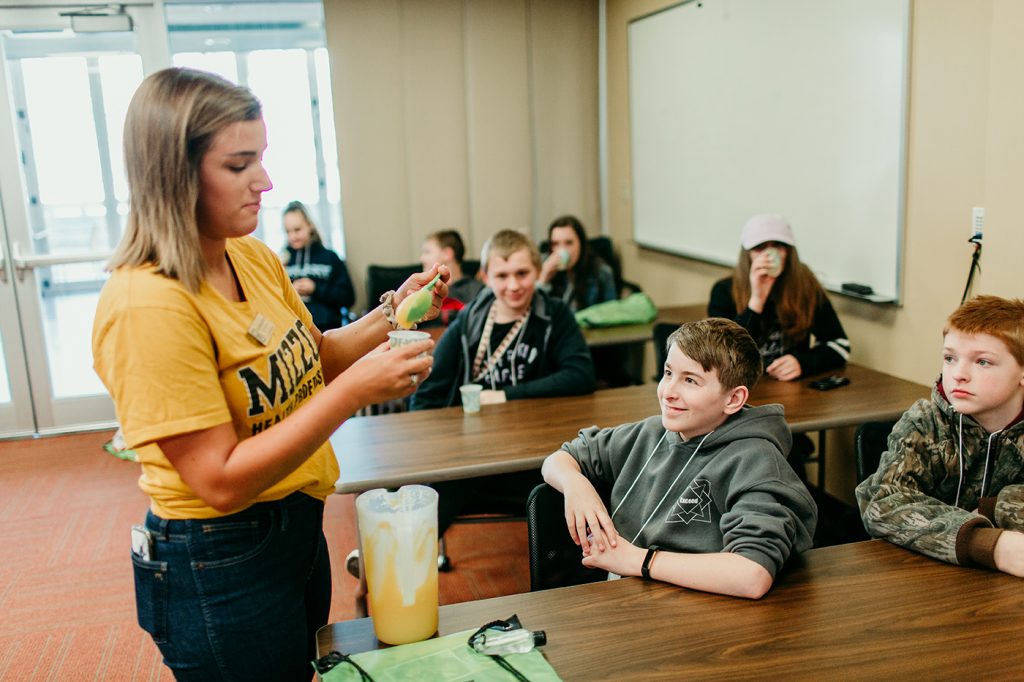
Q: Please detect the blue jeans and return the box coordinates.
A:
[133,492,331,681]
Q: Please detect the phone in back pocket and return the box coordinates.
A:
[131,525,154,561]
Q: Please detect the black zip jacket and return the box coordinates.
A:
[410,288,596,410]
[282,242,355,331]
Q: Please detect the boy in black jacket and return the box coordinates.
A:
[411,229,596,534]
[411,229,595,410]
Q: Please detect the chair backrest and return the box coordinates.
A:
[364,263,421,313]
[855,421,897,483]
[591,235,643,297]
[527,483,609,591]
[463,259,481,280]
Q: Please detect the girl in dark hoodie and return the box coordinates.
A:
[281,201,354,331]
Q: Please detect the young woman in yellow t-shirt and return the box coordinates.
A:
[92,67,448,681]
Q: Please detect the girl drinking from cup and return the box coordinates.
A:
[538,215,617,312]
[708,214,850,381]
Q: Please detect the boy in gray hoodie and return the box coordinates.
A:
[542,318,817,599]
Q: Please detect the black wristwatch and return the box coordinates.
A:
[641,545,661,580]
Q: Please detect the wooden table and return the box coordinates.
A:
[331,363,928,494]
[317,540,1024,678]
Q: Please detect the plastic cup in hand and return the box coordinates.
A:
[355,485,439,645]
[557,248,571,270]
[459,384,483,414]
[764,247,783,278]
[387,330,431,357]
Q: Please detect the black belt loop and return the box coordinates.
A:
[149,512,172,541]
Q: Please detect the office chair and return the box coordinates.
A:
[587,235,641,298]
[364,263,421,315]
[462,259,481,281]
[526,483,609,591]
[855,421,897,483]
[807,420,897,548]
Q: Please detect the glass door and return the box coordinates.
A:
[0,2,340,436]
[0,5,167,435]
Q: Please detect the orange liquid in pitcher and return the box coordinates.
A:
[363,526,439,645]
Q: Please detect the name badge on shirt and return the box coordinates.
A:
[247,313,275,346]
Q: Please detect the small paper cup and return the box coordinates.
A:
[388,330,431,357]
[459,384,483,414]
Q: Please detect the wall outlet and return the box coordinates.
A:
[971,206,985,239]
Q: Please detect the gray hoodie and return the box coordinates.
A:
[564,404,817,577]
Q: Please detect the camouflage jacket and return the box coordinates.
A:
[855,383,1024,567]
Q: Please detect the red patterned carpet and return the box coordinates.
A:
[0,431,529,681]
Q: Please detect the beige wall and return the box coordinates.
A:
[324,0,1024,502]
[607,0,1024,390]
[607,0,1024,501]
[323,0,599,306]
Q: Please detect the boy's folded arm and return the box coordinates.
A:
[856,403,986,566]
[993,484,1024,531]
[541,449,581,490]
[646,550,773,600]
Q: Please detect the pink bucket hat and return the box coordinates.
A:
[740,214,796,250]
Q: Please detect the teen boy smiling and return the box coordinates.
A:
[543,318,816,599]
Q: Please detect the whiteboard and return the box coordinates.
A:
[628,0,909,302]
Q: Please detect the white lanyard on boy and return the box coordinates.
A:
[610,429,714,544]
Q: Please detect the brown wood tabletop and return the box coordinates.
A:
[317,540,1024,679]
[330,362,927,494]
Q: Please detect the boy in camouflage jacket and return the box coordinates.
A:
[856,296,1024,576]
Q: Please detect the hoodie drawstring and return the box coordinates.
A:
[953,410,1003,507]
[614,430,715,545]
[955,413,964,508]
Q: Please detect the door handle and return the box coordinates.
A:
[10,242,111,281]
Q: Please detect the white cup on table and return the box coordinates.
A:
[459,384,483,414]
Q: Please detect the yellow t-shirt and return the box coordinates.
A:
[92,236,340,519]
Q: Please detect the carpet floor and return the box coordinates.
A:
[0,430,529,681]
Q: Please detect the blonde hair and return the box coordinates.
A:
[283,200,322,245]
[480,229,542,272]
[108,67,262,292]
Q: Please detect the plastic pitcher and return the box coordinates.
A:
[355,485,439,645]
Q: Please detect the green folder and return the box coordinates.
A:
[317,628,561,682]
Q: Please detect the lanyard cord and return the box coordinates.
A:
[609,430,668,518]
[472,306,530,387]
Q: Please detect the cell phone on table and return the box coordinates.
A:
[131,524,154,561]
[809,375,850,391]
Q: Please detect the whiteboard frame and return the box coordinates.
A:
[626,0,911,305]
